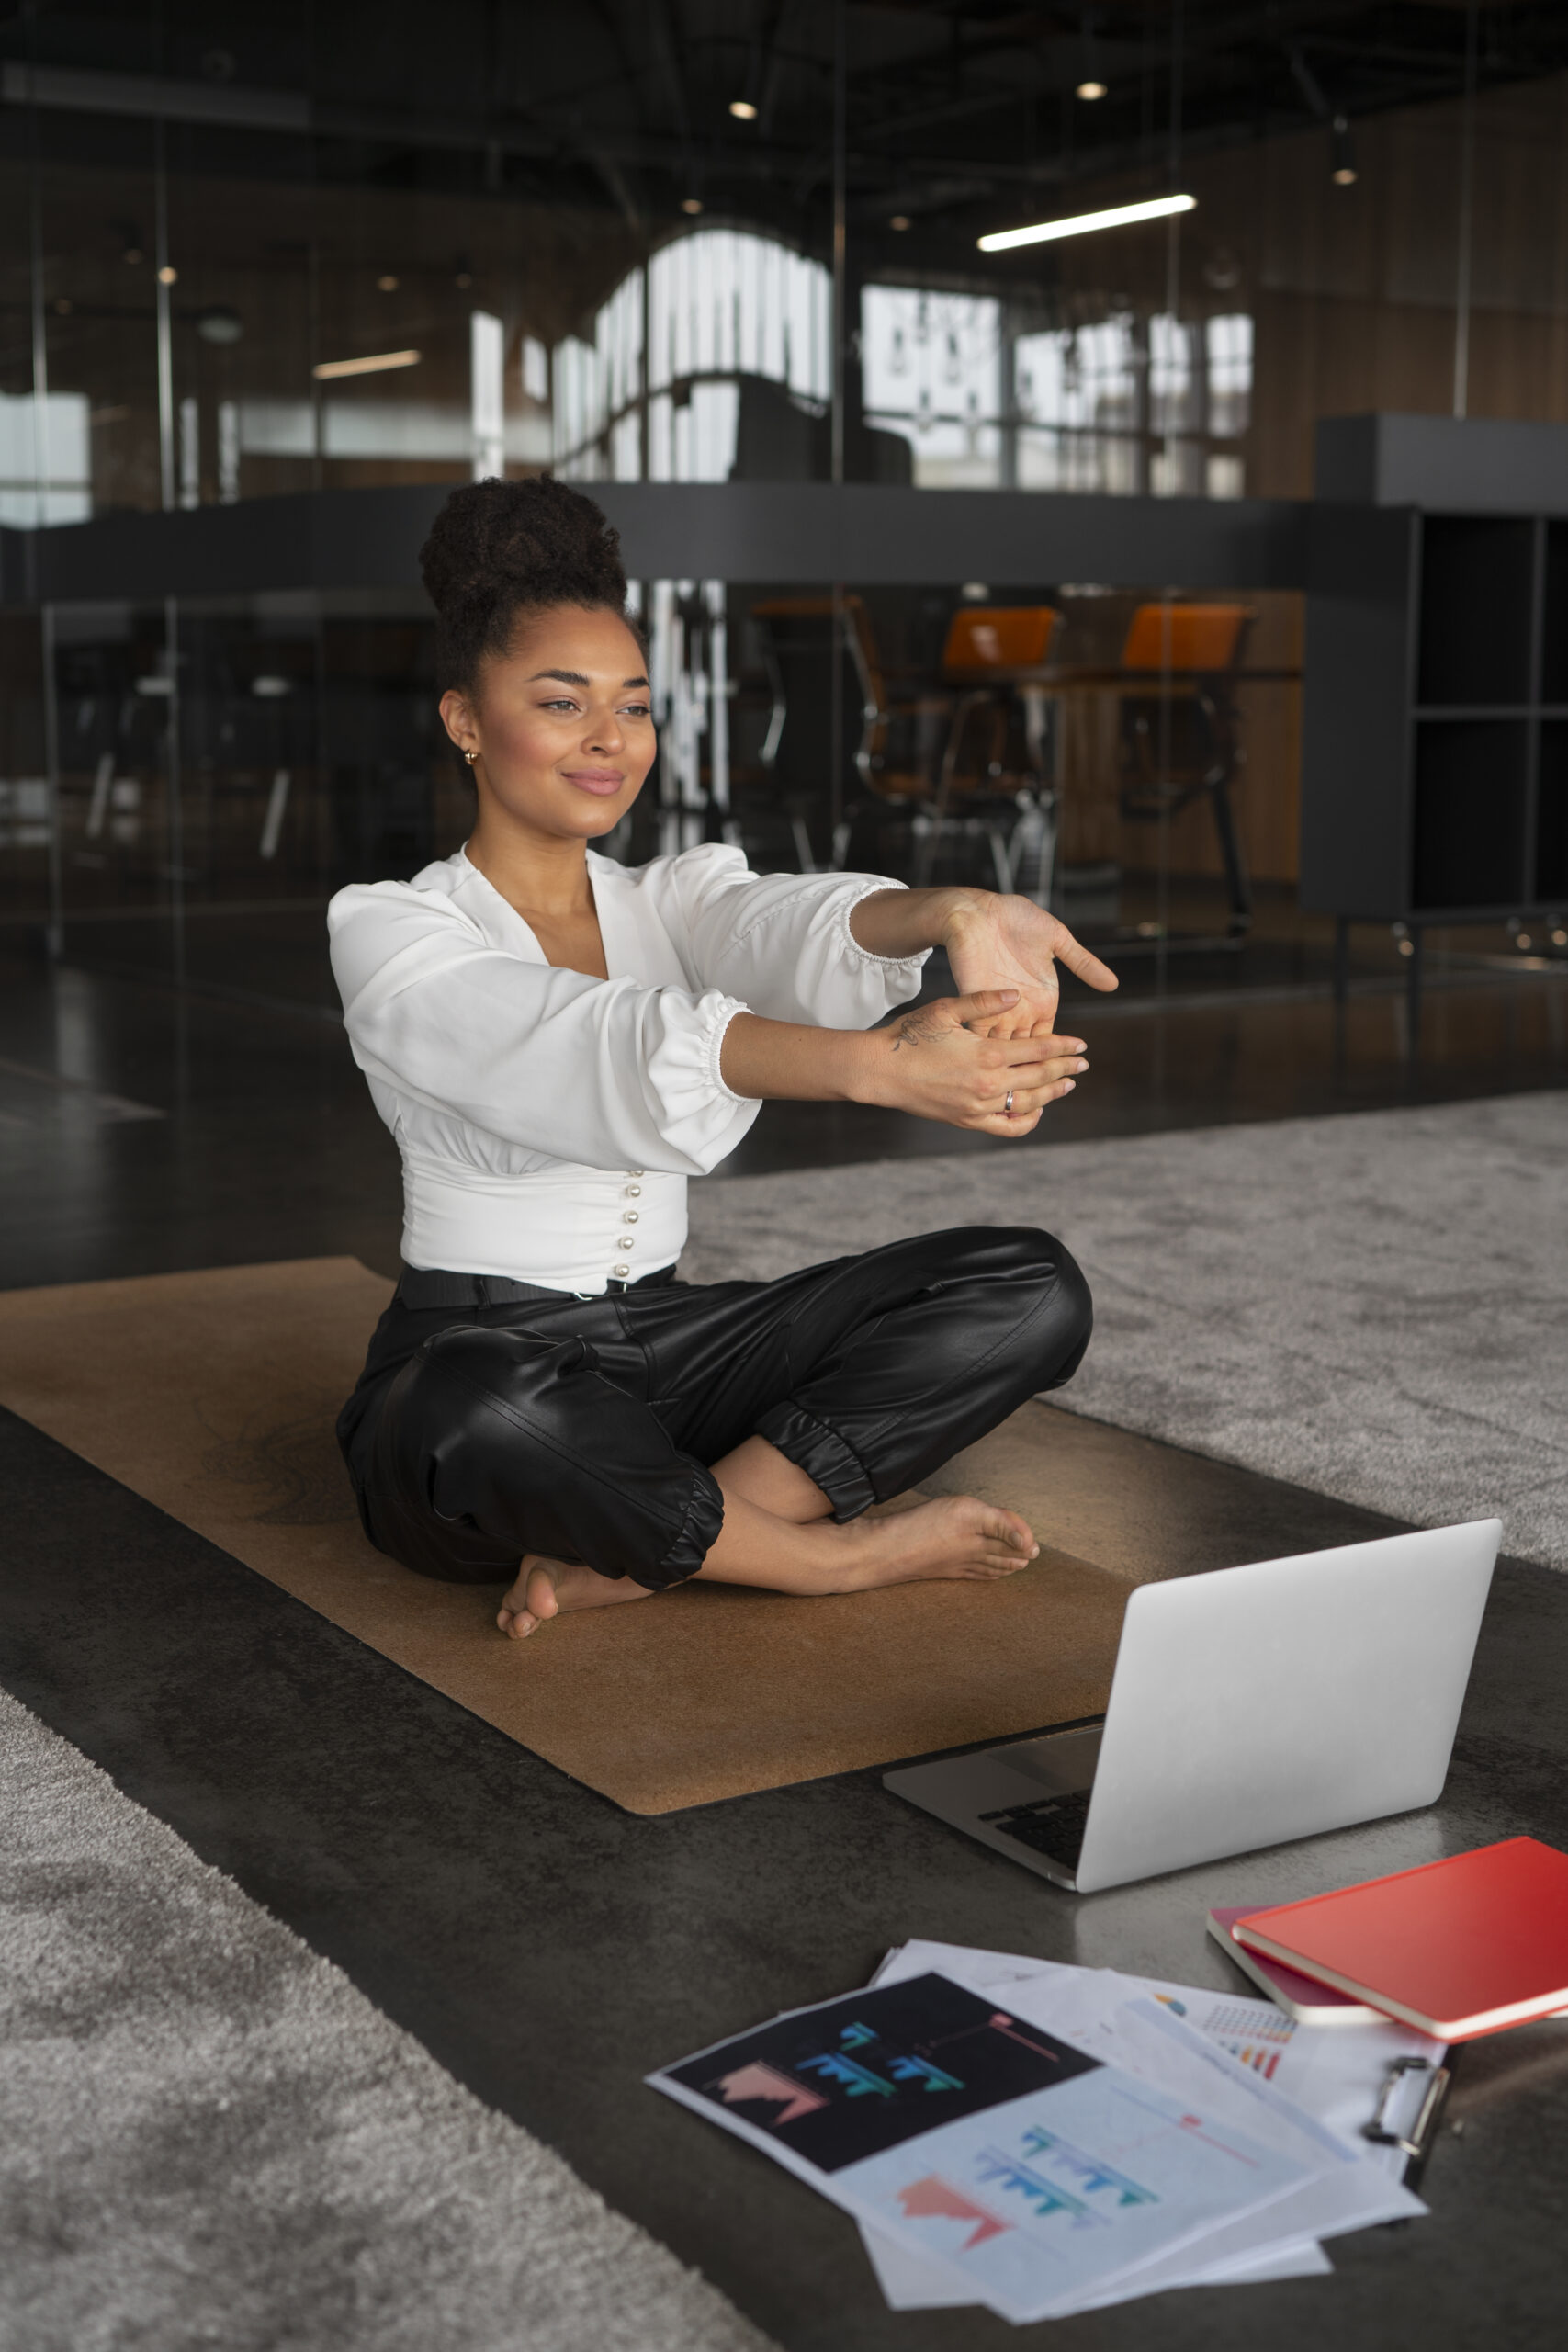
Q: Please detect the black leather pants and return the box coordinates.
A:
[337,1225,1092,1591]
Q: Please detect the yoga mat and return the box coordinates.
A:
[0,1259,1140,1815]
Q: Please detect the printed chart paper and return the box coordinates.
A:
[649,1971,1314,2324]
[856,1940,1427,2314]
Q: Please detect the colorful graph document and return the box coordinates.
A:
[857,1940,1432,2315]
[649,1971,1320,2324]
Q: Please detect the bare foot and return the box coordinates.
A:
[838,1495,1039,1592]
[690,1488,1042,1599]
[497,1554,653,1639]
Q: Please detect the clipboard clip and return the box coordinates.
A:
[1361,2054,1451,2162]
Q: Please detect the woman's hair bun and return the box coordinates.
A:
[419,475,631,691]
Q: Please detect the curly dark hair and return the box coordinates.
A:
[419,475,633,695]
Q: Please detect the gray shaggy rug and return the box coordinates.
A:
[686,1091,1568,1572]
[0,1689,773,2352]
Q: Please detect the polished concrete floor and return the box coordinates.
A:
[4,913,1568,2347]
[7,1409,1568,2351]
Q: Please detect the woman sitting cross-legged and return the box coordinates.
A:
[330,476,1118,1638]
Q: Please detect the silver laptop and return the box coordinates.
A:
[885,1520,1500,1894]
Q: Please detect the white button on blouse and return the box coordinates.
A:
[328,842,928,1295]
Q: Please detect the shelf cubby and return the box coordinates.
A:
[1538,720,1568,901]
[1543,523,1568,707]
[1411,719,1529,911]
[1416,515,1536,708]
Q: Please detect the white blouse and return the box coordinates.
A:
[328,842,928,1294]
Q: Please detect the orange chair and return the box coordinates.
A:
[914,605,1061,893]
[941,605,1059,673]
[1117,602,1256,934]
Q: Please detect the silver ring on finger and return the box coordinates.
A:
[1004,1090,1015,1116]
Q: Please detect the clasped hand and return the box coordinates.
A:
[870,989,1088,1136]
[869,889,1117,1135]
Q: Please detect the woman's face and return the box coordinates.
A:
[439,604,656,843]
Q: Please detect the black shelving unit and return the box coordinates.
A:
[1302,498,1568,1031]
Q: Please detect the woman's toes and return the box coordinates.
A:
[497,1555,563,1638]
[989,1511,1036,1554]
[524,1562,564,1623]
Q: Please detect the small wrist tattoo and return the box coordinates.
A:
[890,1008,942,1051]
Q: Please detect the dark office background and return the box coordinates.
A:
[5,2,1568,1004]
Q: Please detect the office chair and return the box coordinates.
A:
[744,595,932,871]
[913,605,1061,896]
[1117,602,1256,935]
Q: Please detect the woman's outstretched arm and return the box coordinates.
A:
[718,989,1086,1138]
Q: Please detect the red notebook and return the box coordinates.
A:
[1233,1838,1568,2041]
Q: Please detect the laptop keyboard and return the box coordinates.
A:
[978,1787,1093,1871]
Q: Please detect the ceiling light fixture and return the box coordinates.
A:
[728,98,758,119]
[156,264,178,285]
[312,348,423,380]
[1076,80,1108,100]
[1331,113,1358,187]
[681,197,704,214]
[377,274,400,292]
[889,215,911,231]
[978,191,1195,253]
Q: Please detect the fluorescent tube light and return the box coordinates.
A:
[311,348,422,380]
[978,192,1195,254]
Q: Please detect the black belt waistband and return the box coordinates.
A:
[395,1264,679,1311]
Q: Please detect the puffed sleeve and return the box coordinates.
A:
[654,842,929,1027]
[327,882,761,1174]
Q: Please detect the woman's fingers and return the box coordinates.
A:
[968,1069,1084,1133]
[946,988,1022,1026]
[1049,918,1120,995]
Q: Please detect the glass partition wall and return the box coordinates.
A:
[5,3,1568,1004]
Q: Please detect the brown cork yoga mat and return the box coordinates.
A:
[0,1258,1144,1816]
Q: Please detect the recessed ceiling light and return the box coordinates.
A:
[889,215,911,231]
[978,191,1195,253]
[122,245,143,265]
[156,265,178,285]
[728,99,758,120]
[53,297,73,315]
[377,274,400,292]
[682,197,704,214]
[1077,79,1108,101]
[455,270,473,288]
[1332,166,1358,187]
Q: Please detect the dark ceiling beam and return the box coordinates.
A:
[853,76,1046,147]
[737,0,787,119]
[1284,41,1335,120]
[577,0,649,228]
[583,145,645,235]
[644,0,694,150]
